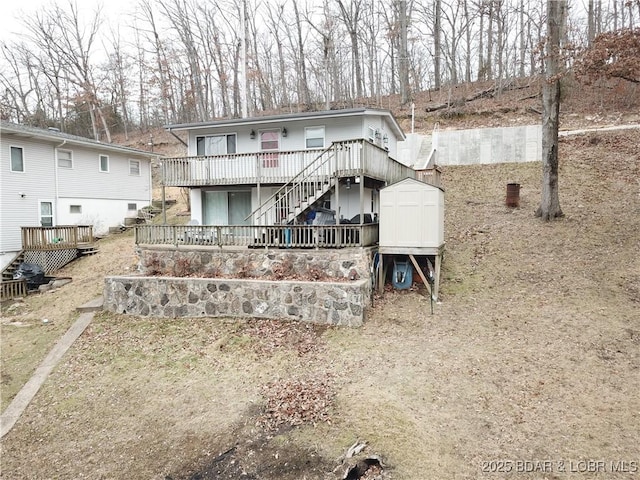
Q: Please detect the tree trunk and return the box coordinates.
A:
[588,0,595,46]
[536,0,566,221]
[434,0,442,89]
[399,0,411,104]
[464,0,472,83]
[292,1,310,107]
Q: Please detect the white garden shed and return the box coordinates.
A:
[378,177,445,299]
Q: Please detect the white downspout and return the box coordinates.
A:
[54,140,67,225]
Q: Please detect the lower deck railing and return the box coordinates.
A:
[135,224,379,249]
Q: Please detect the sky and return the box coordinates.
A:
[0,0,136,44]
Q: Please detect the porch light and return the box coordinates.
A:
[250,129,256,139]
[346,178,351,190]
[375,129,381,140]
[383,133,389,145]
[282,127,287,137]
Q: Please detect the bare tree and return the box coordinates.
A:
[434,0,442,89]
[292,1,311,107]
[398,0,411,103]
[24,1,111,140]
[337,0,364,100]
[537,0,567,220]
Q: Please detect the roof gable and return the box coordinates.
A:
[166,108,405,140]
[0,121,154,159]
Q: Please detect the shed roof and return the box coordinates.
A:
[383,176,445,192]
[0,121,156,159]
[165,107,405,140]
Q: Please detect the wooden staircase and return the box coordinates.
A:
[247,145,337,225]
[77,243,99,256]
[1,251,25,282]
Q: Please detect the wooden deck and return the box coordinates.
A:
[161,139,415,187]
[135,223,379,249]
[21,225,94,251]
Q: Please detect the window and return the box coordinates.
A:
[40,201,53,227]
[10,146,24,172]
[367,126,376,143]
[260,130,280,168]
[99,154,109,172]
[70,205,82,214]
[305,126,325,149]
[196,134,237,155]
[129,159,140,175]
[128,203,137,211]
[57,149,73,168]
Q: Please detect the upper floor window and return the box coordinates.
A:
[129,159,141,176]
[57,149,73,168]
[99,154,109,172]
[196,134,237,155]
[367,126,376,143]
[10,146,24,172]
[305,126,325,149]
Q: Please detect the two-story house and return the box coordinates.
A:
[153,108,417,248]
[0,121,155,270]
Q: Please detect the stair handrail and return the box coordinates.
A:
[246,140,356,224]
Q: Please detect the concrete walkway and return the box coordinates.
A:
[0,298,102,439]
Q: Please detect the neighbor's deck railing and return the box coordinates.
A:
[21,225,94,251]
[0,279,27,301]
[135,224,379,249]
[416,167,442,187]
[162,139,415,187]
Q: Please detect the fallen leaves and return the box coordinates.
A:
[257,374,335,432]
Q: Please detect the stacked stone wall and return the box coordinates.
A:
[104,276,369,327]
[136,246,373,282]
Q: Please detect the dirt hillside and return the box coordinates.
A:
[1,78,639,479]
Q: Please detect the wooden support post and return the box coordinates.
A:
[359,172,365,224]
[433,252,442,301]
[378,253,384,295]
[334,175,340,224]
[408,254,433,299]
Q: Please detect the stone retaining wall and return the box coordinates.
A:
[136,246,373,281]
[104,276,370,327]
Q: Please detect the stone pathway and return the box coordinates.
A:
[0,297,102,438]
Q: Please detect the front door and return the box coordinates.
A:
[228,191,251,225]
[260,130,280,168]
[39,201,54,227]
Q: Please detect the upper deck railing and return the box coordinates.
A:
[161,139,415,187]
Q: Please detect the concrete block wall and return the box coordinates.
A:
[436,124,542,166]
[103,276,370,327]
[400,124,542,167]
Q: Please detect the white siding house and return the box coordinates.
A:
[0,121,154,269]
[163,108,411,229]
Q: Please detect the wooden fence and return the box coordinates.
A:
[135,224,379,249]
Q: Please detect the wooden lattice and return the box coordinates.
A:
[24,249,78,274]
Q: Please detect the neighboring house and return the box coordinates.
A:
[162,108,416,240]
[0,121,154,269]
